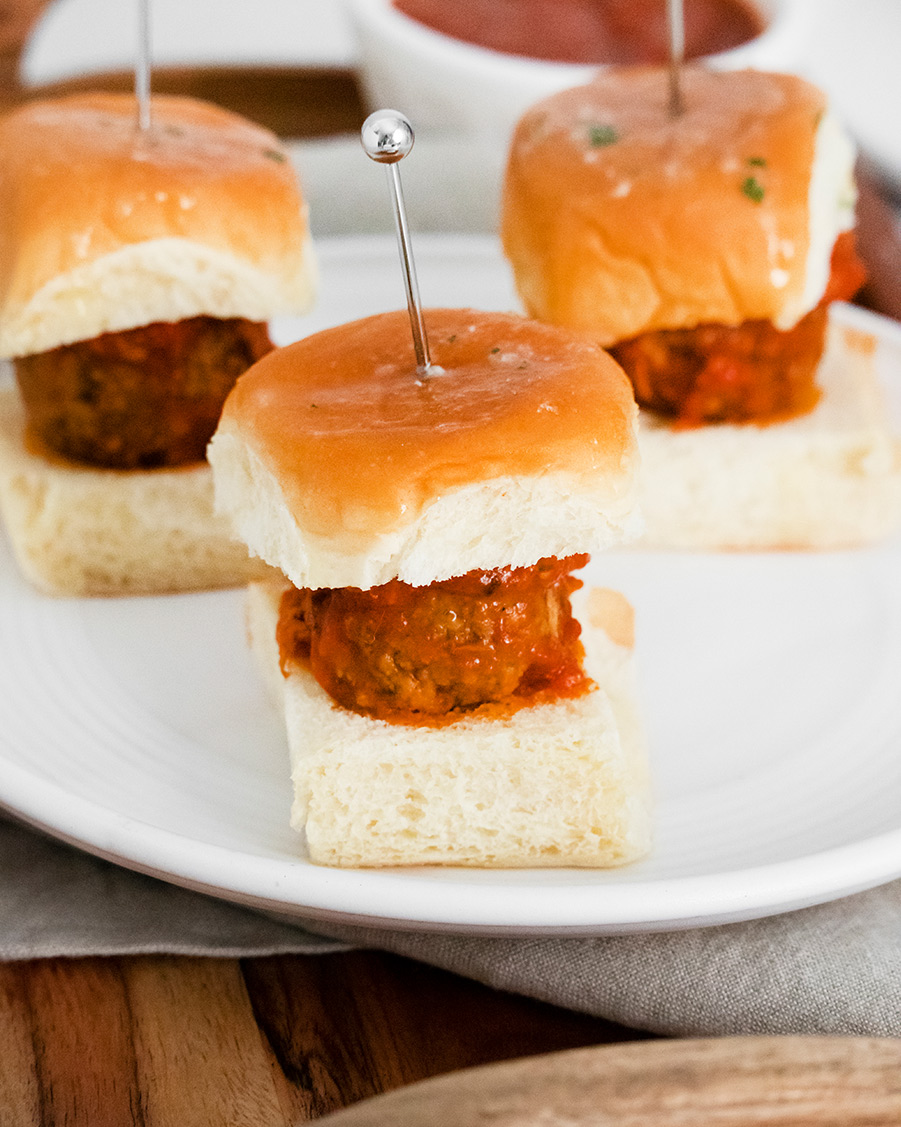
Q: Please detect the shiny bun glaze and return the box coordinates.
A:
[217,307,637,545]
[502,67,833,345]
[0,92,312,356]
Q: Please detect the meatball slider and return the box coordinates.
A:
[209,307,651,868]
[0,92,316,594]
[502,67,901,549]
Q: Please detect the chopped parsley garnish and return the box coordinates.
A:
[747,156,767,167]
[490,347,501,354]
[741,176,765,203]
[448,334,457,343]
[588,124,618,148]
[263,148,287,162]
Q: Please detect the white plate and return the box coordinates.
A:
[4,235,901,937]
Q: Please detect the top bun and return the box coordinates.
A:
[501,68,856,345]
[0,93,316,358]
[208,308,641,590]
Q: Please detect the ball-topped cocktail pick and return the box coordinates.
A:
[135,0,152,131]
[361,109,441,380]
[667,0,685,117]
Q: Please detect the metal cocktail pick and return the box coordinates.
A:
[361,109,440,380]
[667,0,685,118]
[135,0,152,131]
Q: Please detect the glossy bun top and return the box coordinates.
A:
[502,67,855,342]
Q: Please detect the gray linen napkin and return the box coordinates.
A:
[0,814,340,959]
[3,811,901,1038]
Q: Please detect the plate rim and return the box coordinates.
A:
[5,709,901,936]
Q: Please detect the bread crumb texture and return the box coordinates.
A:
[0,386,272,595]
[247,580,651,869]
[635,316,901,549]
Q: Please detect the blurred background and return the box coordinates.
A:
[0,0,898,254]
[8,0,894,160]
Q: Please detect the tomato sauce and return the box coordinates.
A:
[16,316,273,468]
[393,0,765,65]
[277,555,593,726]
[614,307,826,426]
[613,232,867,427]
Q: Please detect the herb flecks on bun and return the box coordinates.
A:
[0,92,316,595]
[210,308,641,591]
[211,307,652,868]
[502,67,863,426]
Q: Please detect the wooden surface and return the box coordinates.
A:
[5,955,901,1124]
[0,64,366,137]
[0,951,647,1125]
[320,1035,901,1126]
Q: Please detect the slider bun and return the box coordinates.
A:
[0,93,316,358]
[502,68,848,344]
[209,307,642,591]
[635,312,901,549]
[0,387,272,595]
[247,577,651,868]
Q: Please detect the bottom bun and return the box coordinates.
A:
[0,386,272,596]
[247,578,652,869]
[636,314,901,550]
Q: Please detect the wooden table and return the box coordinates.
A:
[0,57,900,1127]
[0,951,646,1123]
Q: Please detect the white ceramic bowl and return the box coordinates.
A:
[348,0,815,141]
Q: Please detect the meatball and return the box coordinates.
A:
[15,316,273,468]
[277,555,593,724]
[612,305,828,426]
[612,230,867,427]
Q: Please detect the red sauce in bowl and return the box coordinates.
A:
[393,0,766,65]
